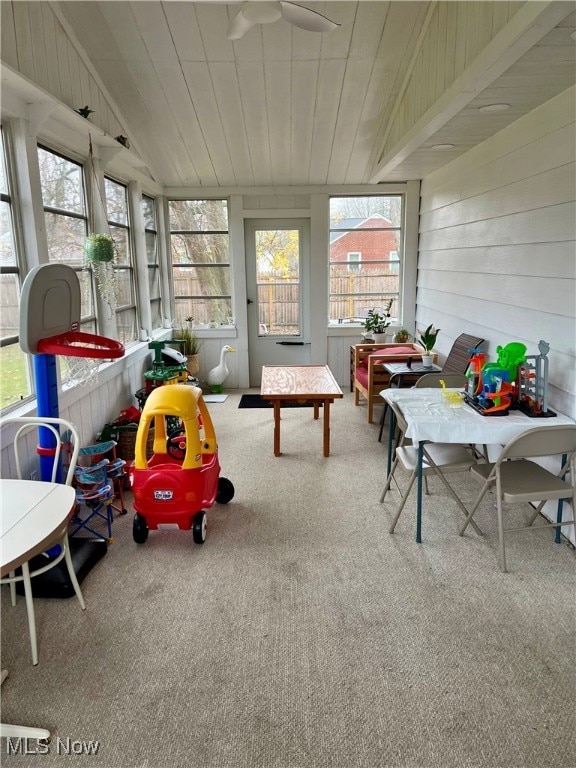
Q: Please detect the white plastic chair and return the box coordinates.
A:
[0,416,86,665]
[458,424,576,572]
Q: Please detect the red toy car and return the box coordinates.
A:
[130,384,234,544]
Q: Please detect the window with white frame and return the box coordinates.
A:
[329,195,403,324]
[347,252,362,272]
[37,145,94,331]
[0,125,33,409]
[142,194,162,330]
[105,176,137,344]
[169,199,231,325]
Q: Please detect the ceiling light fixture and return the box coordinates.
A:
[479,103,510,113]
[430,143,455,150]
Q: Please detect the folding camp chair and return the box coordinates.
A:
[71,441,125,542]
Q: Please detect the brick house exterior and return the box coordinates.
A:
[330,215,399,272]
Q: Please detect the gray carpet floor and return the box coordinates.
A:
[1,391,575,768]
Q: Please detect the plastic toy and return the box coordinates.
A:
[439,379,464,408]
[207,345,235,393]
[465,347,486,396]
[143,341,188,393]
[517,340,556,417]
[130,384,234,544]
[17,263,123,571]
[19,263,124,482]
[465,342,527,416]
[487,342,527,383]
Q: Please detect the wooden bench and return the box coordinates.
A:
[352,343,432,423]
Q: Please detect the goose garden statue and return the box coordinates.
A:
[207,345,235,393]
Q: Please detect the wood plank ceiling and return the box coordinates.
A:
[57,1,576,189]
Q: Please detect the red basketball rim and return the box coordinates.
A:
[37,331,124,359]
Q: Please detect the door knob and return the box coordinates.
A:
[247,298,254,305]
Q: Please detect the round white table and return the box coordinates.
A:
[1,479,76,575]
[1,479,80,740]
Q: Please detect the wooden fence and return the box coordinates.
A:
[0,271,402,340]
[166,272,401,333]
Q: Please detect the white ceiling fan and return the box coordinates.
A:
[226,1,340,40]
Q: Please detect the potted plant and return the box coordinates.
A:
[173,318,202,375]
[418,324,440,367]
[393,328,410,343]
[363,299,393,343]
[84,233,115,263]
[84,234,117,309]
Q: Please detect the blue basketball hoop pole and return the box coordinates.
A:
[34,353,62,481]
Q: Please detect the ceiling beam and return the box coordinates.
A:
[368,1,575,183]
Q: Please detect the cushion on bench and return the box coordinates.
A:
[355,366,369,387]
[357,346,417,368]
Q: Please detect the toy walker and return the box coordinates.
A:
[130,384,234,544]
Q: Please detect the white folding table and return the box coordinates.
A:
[380,388,575,543]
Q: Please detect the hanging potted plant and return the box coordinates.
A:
[84,233,115,263]
[418,324,440,367]
[84,234,117,309]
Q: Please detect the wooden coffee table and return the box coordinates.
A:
[260,365,343,457]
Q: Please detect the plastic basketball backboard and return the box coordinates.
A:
[19,264,80,354]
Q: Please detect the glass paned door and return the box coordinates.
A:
[245,219,310,386]
[255,228,300,337]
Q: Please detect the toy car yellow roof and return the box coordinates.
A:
[142,384,203,420]
[135,384,217,470]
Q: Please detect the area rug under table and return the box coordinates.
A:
[238,394,320,409]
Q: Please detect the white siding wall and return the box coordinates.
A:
[418,85,576,543]
[418,86,575,418]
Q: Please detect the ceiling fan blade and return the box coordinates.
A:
[279,1,340,33]
[226,10,256,40]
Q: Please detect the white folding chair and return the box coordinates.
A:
[459,425,576,572]
[0,416,86,665]
[380,400,483,535]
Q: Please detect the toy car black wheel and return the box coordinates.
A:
[192,511,207,544]
[133,513,149,544]
[216,477,235,504]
